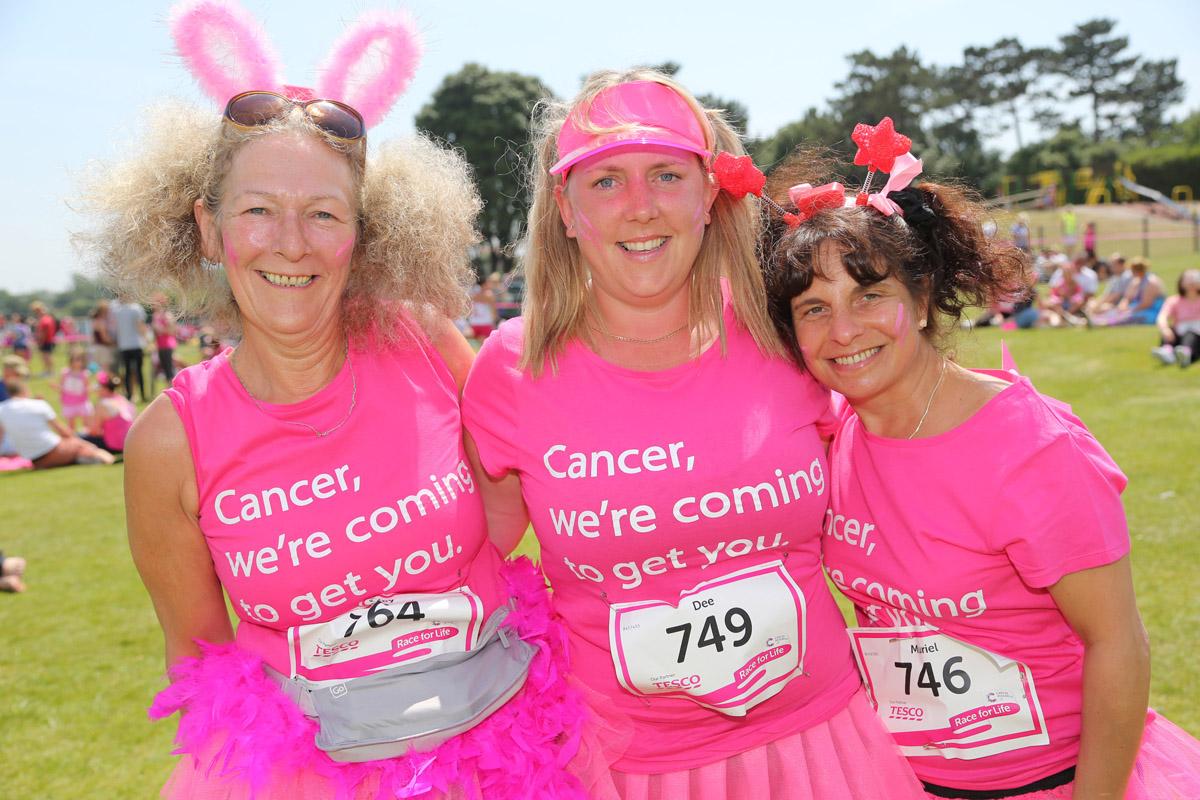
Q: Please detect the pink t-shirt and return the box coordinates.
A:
[822,370,1129,791]
[1163,294,1200,326]
[165,319,506,679]
[59,368,90,407]
[153,310,177,350]
[463,309,861,773]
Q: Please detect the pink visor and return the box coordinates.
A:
[550,80,711,177]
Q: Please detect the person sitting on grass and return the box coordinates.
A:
[0,551,26,593]
[1089,257,1165,327]
[1151,268,1200,368]
[82,373,137,453]
[0,376,114,469]
[1086,252,1130,315]
[1038,261,1090,327]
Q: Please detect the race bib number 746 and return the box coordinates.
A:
[849,626,1049,760]
[609,560,806,717]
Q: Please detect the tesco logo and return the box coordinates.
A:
[652,674,701,689]
[311,640,359,659]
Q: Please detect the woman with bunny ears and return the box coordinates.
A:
[78,2,586,798]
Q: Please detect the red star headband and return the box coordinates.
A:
[712,117,924,226]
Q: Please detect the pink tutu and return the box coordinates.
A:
[922,709,1200,800]
[151,558,588,800]
[589,689,926,800]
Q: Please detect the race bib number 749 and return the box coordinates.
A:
[609,560,806,717]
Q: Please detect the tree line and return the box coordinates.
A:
[12,18,1191,300]
[415,17,1192,274]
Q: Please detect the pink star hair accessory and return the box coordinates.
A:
[712,152,766,199]
[712,152,805,224]
[851,117,913,205]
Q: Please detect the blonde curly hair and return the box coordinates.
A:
[519,68,782,375]
[76,102,480,339]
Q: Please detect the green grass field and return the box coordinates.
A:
[4,229,1198,797]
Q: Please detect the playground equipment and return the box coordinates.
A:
[986,187,1045,209]
[1117,177,1196,221]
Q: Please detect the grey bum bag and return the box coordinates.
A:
[267,604,535,763]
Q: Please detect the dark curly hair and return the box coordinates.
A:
[761,152,1031,365]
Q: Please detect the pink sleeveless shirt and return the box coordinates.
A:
[165,320,506,678]
[101,396,135,451]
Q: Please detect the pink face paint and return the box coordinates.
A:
[893,303,906,337]
[690,201,706,236]
[335,238,354,261]
[572,207,602,245]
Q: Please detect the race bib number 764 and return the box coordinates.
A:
[287,588,484,682]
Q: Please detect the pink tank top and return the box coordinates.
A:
[60,368,89,407]
[165,319,505,677]
[101,396,135,451]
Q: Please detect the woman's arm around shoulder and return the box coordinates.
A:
[125,394,232,671]
[1048,556,1150,799]
[430,317,529,555]
[428,315,476,395]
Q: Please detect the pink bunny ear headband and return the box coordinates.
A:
[712,116,927,227]
[170,0,422,129]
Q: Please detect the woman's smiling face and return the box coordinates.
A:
[790,244,927,404]
[197,132,358,339]
[554,144,717,311]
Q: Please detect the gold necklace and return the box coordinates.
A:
[907,359,947,439]
[231,345,357,438]
[590,322,689,344]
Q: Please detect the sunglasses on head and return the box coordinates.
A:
[223,91,365,141]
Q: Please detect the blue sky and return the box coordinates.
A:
[2,0,1197,294]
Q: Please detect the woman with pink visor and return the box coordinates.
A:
[462,69,925,799]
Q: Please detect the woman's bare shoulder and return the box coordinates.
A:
[125,394,197,517]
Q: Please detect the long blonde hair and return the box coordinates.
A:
[519,68,781,375]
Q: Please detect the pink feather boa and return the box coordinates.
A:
[149,558,588,800]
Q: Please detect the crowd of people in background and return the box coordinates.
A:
[3,261,600,474]
[970,215,1197,369]
[0,275,532,473]
[0,297,181,470]
[456,270,523,342]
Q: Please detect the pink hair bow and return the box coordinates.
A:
[864,152,923,217]
[787,182,846,225]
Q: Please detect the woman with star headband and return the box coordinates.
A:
[77,2,586,797]
[757,119,1200,800]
